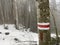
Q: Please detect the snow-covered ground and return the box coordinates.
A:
[0,24,39,45]
[0,24,58,45]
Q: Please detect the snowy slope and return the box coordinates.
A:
[0,24,38,45]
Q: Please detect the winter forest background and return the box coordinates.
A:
[0,0,37,32]
[0,0,60,45]
[0,0,38,45]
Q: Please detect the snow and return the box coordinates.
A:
[51,33,56,38]
[0,24,38,45]
[51,33,60,38]
[0,24,59,45]
[0,40,11,45]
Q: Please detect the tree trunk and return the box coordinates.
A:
[38,0,51,45]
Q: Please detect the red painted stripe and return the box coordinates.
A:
[38,25,50,28]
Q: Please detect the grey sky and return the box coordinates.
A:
[56,0,60,2]
[50,0,60,2]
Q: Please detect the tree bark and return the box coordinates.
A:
[38,0,51,45]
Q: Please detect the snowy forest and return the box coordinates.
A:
[0,0,37,32]
[0,0,60,45]
[0,0,38,45]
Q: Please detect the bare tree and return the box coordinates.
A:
[50,0,59,45]
[13,0,19,30]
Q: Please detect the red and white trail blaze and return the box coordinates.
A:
[37,23,50,30]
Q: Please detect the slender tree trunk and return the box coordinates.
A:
[0,0,3,24]
[0,0,6,29]
[14,0,19,30]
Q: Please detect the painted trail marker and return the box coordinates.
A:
[38,23,50,30]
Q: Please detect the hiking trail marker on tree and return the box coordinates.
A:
[38,23,50,30]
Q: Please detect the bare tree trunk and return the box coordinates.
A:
[0,0,4,24]
[38,0,51,45]
[13,0,19,30]
[50,0,59,45]
[0,0,6,29]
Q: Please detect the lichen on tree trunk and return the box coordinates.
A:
[38,0,51,45]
